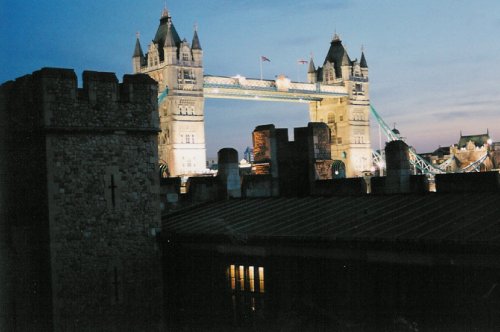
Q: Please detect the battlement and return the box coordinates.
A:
[32,67,157,103]
[2,67,160,131]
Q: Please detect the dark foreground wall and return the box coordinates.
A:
[163,238,500,331]
[1,68,164,331]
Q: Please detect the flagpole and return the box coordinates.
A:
[260,56,263,80]
[296,62,299,82]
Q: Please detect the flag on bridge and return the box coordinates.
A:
[260,56,271,80]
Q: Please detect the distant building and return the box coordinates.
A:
[133,8,206,176]
[420,146,452,169]
[421,130,496,172]
[206,157,217,170]
[492,142,500,169]
[307,34,372,177]
[243,146,254,163]
[451,131,494,171]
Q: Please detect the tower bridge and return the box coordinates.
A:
[133,8,495,179]
[134,8,371,178]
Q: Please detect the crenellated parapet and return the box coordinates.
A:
[25,68,160,131]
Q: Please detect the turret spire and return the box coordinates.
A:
[132,33,144,58]
[308,53,316,73]
[360,45,368,68]
[192,25,202,50]
[164,20,176,48]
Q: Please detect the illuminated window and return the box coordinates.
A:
[227,264,264,293]
[227,264,265,323]
[229,265,236,290]
[248,266,255,292]
[258,267,265,293]
[239,265,245,291]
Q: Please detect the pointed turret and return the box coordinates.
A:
[360,51,368,68]
[133,36,144,58]
[153,8,181,61]
[308,57,316,73]
[192,28,202,50]
[132,35,145,73]
[164,21,177,48]
[324,33,352,80]
[191,25,203,64]
[360,47,368,78]
[162,14,181,65]
[307,56,316,83]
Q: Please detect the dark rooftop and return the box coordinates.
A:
[163,193,500,246]
[458,132,490,148]
[323,35,351,78]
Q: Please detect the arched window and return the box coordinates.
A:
[327,113,335,124]
[332,160,346,179]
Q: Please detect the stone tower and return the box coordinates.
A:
[308,34,371,178]
[0,68,163,331]
[133,8,206,176]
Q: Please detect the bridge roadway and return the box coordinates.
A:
[158,75,485,176]
[203,75,347,102]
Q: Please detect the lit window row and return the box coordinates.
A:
[228,265,264,293]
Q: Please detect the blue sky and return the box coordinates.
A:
[2,0,500,157]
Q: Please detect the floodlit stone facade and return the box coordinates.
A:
[0,68,163,331]
[308,35,372,177]
[133,9,206,176]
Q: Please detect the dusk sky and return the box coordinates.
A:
[2,0,499,157]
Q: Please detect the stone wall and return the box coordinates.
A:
[0,73,53,331]
[0,68,163,331]
[435,172,500,193]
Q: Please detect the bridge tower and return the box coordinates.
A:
[133,8,206,176]
[308,34,371,177]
